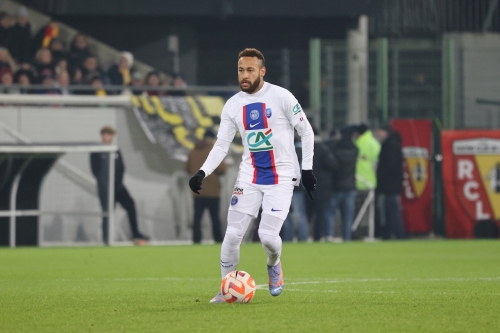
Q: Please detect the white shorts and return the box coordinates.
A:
[229,181,294,220]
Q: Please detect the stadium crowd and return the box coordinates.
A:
[0,9,186,96]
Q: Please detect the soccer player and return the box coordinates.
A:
[188,48,316,303]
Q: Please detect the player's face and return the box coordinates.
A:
[238,57,265,94]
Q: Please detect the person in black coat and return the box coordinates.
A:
[311,128,338,241]
[375,124,406,239]
[326,126,359,240]
[90,126,149,244]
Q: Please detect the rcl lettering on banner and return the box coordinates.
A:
[457,159,490,220]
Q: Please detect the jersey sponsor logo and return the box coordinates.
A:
[250,109,260,120]
[293,103,302,115]
[250,122,260,128]
[247,129,273,152]
[266,108,272,118]
[231,196,238,205]
[233,187,244,195]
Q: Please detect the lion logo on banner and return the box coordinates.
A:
[452,138,500,221]
[403,147,429,199]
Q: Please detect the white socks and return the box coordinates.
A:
[220,211,285,278]
[220,211,252,278]
[258,214,284,267]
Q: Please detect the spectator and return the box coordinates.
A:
[310,127,337,241]
[169,73,187,96]
[69,67,83,85]
[55,58,68,75]
[88,75,107,96]
[14,69,34,94]
[0,68,14,93]
[39,73,59,95]
[48,38,69,64]
[10,7,31,63]
[56,70,71,95]
[326,126,359,241]
[107,51,134,86]
[69,33,91,68]
[185,129,226,244]
[81,54,106,84]
[375,124,406,240]
[144,70,166,96]
[129,71,145,96]
[90,126,149,245]
[355,124,381,191]
[282,138,310,242]
[32,20,59,52]
[0,47,16,72]
[0,12,14,57]
[33,48,55,82]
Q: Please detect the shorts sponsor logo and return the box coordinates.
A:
[250,109,259,120]
[247,129,273,152]
[231,196,238,205]
[293,103,302,115]
[233,187,244,195]
[266,108,272,118]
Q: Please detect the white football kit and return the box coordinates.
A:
[200,82,314,220]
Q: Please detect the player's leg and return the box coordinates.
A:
[260,183,294,296]
[210,183,261,303]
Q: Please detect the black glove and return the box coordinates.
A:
[301,169,316,201]
[189,170,205,195]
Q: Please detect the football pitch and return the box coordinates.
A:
[1,241,499,332]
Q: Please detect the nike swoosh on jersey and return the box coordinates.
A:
[271,208,282,212]
[250,122,260,128]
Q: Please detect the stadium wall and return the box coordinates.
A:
[0,106,239,244]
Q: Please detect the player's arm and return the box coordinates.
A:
[283,95,316,200]
[188,103,236,194]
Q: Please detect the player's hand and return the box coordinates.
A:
[301,170,316,201]
[189,170,205,195]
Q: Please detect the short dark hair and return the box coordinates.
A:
[100,126,116,135]
[238,48,265,67]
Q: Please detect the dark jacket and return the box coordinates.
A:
[90,149,125,190]
[10,23,32,63]
[185,139,226,197]
[312,138,338,197]
[327,137,359,192]
[376,131,404,195]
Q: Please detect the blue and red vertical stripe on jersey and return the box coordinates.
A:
[243,102,278,185]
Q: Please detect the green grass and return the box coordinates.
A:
[1,241,500,333]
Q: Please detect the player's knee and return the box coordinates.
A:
[223,227,244,247]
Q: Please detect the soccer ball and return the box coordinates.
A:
[221,270,256,303]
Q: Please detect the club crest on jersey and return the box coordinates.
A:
[231,196,238,205]
[250,109,259,120]
[233,187,244,195]
[266,108,272,118]
[247,129,273,152]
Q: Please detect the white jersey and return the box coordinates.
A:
[217,82,312,185]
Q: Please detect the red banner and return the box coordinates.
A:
[442,130,500,238]
[391,119,433,233]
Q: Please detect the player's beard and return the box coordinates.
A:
[239,76,261,94]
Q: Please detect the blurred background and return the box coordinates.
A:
[0,0,499,247]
